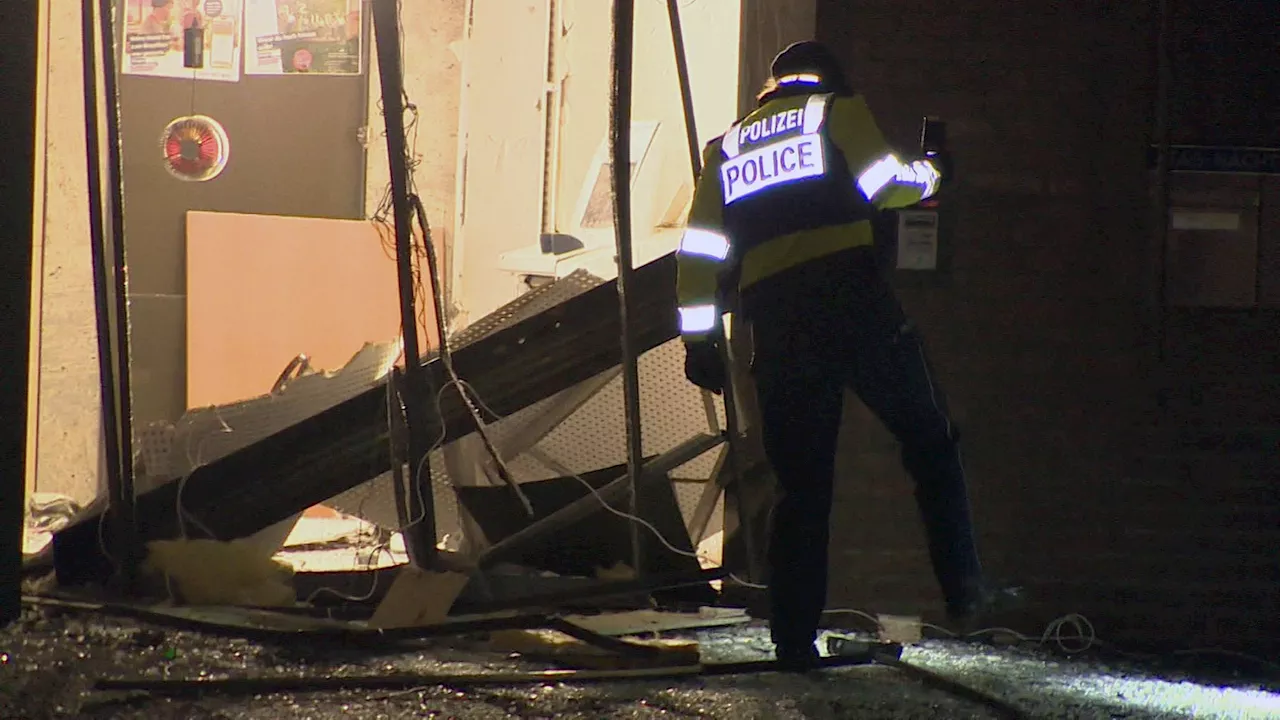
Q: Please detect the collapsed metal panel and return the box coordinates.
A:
[134,340,405,556]
[326,270,610,539]
[505,339,725,483]
[327,269,727,552]
[53,254,685,586]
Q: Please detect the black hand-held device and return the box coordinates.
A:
[184,21,205,69]
[920,116,947,156]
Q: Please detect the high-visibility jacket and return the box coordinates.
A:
[676,89,942,343]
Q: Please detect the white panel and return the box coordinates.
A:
[454,0,551,324]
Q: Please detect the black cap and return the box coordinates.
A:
[770,41,845,83]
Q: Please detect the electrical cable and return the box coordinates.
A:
[409,193,532,516]
[367,0,532,517]
[445,380,746,577]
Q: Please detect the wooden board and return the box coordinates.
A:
[185,211,442,409]
[368,566,470,629]
[564,609,750,637]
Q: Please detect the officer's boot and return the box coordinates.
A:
[946,579,1028,635]
[774,639,820,673]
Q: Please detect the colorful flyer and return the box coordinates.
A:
[243,0,363,76]
[122,0,245,82]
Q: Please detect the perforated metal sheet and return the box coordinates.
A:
[133,340,403,552]
[500,338,725,482]
[450,268,604,349]
[137,340,402,483]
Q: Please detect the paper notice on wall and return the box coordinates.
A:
[1170,210,1241,231]
[897,209,939,270]
[244,0,362,75]
[122,0,245,82]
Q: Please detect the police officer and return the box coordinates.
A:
[675,41,1020,670]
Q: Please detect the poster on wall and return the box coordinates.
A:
[243,0,362,76]
[122,0,245,82]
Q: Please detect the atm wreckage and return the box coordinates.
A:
[19,1,1023,716]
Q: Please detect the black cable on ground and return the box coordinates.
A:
[91,652,885,697]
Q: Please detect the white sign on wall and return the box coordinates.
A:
[897,209,939,270]
[1170,210,1242,231]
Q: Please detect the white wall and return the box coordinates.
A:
[554,0,742,240]
[447,0,552,325]
[449,0,743,325]
[363,0,468,321]
[27,0,104,505]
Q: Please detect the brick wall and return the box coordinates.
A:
[815,0,1280,654]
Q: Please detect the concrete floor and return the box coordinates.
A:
[3,602,1278,719]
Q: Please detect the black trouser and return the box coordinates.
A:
[742,247,984,648]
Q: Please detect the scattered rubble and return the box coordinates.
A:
[4,598,1278,720]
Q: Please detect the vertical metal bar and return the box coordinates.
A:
[540,0,561,233]
[357,7,374,214]
[667,0,744,573]
[666,0,701,178]
[98,0,139,592]
[1151,0,1172,363]
[610,0,643,576]
[387,369,413,545]
[0,0,39,626]
[372,0,437,567]
[25,0,51,551]
[81,0,135,591]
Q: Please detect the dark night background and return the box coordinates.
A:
[805,0,1280,657]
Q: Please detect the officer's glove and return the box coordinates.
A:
[684,341,726,395]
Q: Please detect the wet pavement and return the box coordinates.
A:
[3,603,1278,719]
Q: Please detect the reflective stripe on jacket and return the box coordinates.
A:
[676,91,941,342]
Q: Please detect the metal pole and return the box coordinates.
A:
[1150,0,1172,363]
[98,0,139,592]
[666,0,701,178]
[610,0,644,576]
[81,0,136,591]
[0,0,39,627]
[372,0,437,567]
[665,0,744,552]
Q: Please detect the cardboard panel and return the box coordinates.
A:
[185,210,440,408]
